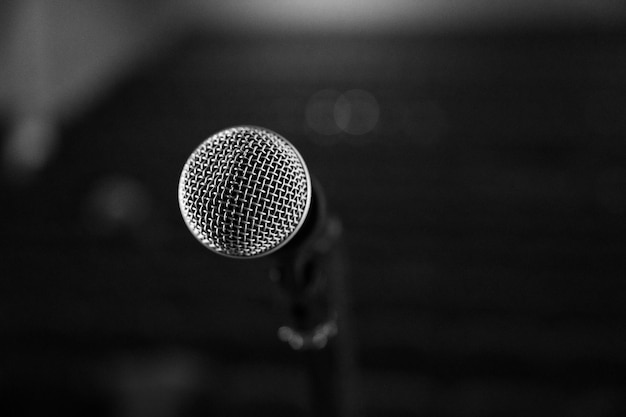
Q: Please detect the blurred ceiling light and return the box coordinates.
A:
[185,0,626,33]
[2,115,58,183]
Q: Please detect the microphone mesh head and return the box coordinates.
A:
[178,126,312,258]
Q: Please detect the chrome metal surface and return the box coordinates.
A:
[178,126,312,258]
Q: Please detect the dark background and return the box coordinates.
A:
[2,2,626,416]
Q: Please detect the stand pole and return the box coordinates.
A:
[273,212,357,417]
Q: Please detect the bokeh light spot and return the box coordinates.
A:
[335,89,380,135]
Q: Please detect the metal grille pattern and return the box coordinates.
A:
[178,126,311,258]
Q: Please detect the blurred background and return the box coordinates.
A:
[2,0,626,415]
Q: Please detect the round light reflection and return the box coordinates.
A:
[335,89,379,135]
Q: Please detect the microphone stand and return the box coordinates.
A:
[271,185,357,417]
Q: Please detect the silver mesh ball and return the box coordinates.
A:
[178,126,312,258]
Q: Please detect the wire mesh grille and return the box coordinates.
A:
[178,126,311,258]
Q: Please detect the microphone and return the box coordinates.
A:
[178,126,313,258]
[178,125,338,327]
[178,126,356,417]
